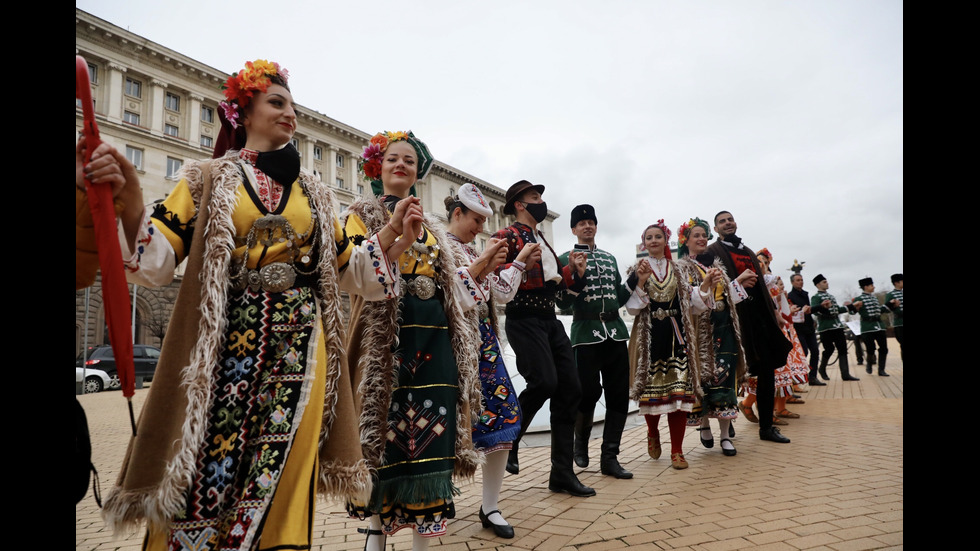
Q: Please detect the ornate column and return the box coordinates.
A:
[105,62,127,124]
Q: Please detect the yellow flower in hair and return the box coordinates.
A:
[387,131,409,141]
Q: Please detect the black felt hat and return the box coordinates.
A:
[570,204,597,228]
[503,180,546,215]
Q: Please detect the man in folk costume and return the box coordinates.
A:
[492,180,594,496]
[848,277,891,377]
[885,273,903,362]
[706,211,792,443]
[557,204,635,480]
[810,274,861,381]
[787,273,825,386]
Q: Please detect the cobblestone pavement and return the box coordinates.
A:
[76,339,902,550]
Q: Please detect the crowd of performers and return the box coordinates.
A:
[76,59,902,551]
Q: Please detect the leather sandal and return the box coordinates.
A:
[777,409,800,419]
[647,430,662,459]
[739,401,759,423]
[670,452,688,470]
[787,395,805,404]
[772,416,789,426]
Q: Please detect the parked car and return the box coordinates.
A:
[75,344,161,389]
[76,366,112,393]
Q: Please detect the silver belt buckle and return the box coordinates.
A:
[258,262,296,293]
[714,301,726,311]
[652,308,670,320]
[406,275,436,300]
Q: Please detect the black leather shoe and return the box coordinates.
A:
[866,365,873,374]
[808,378,827,386]
[759,426,791,443]
[720,438,737,456]
[818,368,830,381]
[842,375,861,381]
[698,427,714,448]
[357,527,386,551]
[505,448,519,475]
[549,470,596,497]
[878,371,890,377]
[479,508,515,539]
[600,456,634,479]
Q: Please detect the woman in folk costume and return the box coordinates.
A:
[755,249,806,420]
[738,249,810,425]
[444,183,532,539]
[626,220,700,470]
[674,218,749,457]
[344,131,482,551]
[102,60,410,551]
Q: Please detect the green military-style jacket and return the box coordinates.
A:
[885,289,903,327]
[810,291,847,333]
[848,291,889,334]
[557,245,632,346]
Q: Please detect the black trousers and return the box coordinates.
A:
[818,328,849,375]
[795,325,820,371]
[862,330,888,373]
[574,338,630,418]
[505,315,582,443]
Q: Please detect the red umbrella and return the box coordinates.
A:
[76,56,137,434]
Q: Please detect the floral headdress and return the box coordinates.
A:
[359,130,434,196]
[676,217,713,258]
[219,59,289,130]
[757,248,772,261]
[642,219,672,260]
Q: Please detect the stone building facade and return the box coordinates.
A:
[75,8,559,356]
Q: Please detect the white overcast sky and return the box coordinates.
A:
[78,0,903,299]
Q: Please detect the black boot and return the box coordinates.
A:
[548,423,596,497]
[878,350,889,376]
[573,410,593,468]
[506,446,520,475]
[818,365,830,381]
[840,363,860,381]
[599,411,633,479]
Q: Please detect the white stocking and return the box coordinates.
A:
[412,530,430,551]
[482,449,509,525]
[363,516,385,551]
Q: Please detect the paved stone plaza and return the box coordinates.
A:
[76,340,902,550]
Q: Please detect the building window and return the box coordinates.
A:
[126,146,143,170]
[123,111,140,126]
[164,124,179,137]
[200,135,213,148]
[336,154,344,168]
[357,184,364,195]
[201,106,214,123]
[314,146,322,161]
[165,92,180,112]
[336,178,345,189]
[290,138,300,152]
[125,77,142,98]
[88,62,98,83]
[166,157,183,179]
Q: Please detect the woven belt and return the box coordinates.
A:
[573,311,620,322]
[651,308,679,320]
[401,274,438,300]
[232,262,306,293]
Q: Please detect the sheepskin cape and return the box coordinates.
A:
[627,257,747,400]
[102,151,370,534]
[343,196,483,480]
